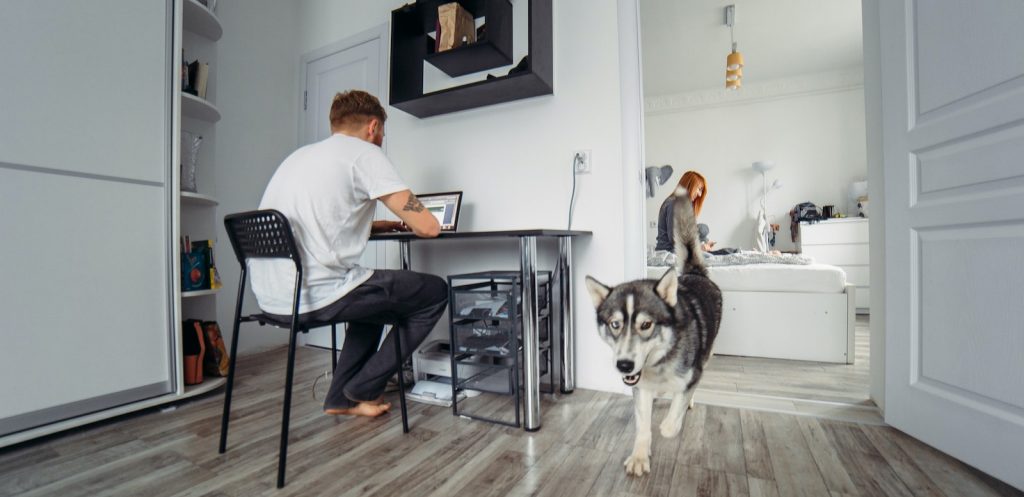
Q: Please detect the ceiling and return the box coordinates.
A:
[639,0,864,96]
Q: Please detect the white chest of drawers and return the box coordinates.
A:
[799,218,870,313]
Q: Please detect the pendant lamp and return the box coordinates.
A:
[725,5,744,89]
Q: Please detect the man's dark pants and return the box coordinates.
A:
[303,270,448,410]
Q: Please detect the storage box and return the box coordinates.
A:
[437,2,476,52]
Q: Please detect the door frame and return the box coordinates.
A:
[297,23,390,151]
[616,0,887,410]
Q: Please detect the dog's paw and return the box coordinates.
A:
[623,453,651,476]
[660,415,682,438]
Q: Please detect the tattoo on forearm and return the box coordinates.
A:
[403,194,425,213]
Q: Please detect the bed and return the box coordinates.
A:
[647,255,855,364]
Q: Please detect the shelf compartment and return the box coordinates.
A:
[183,289,219,298]
[181,92,221,123]
[180,192,219,206]
[393,71,551,119]
[183,376,226,396]
[456,362,515,395]
[422,0,513,77]
[425,39,513,77]
[452,318,550,356]
[453,322,514,357]
[183,0,223,41]
[450,273,551,322]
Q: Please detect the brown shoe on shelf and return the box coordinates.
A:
[202,321,230,377]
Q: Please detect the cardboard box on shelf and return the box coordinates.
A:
[437,2,476,52]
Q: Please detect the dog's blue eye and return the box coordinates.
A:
[609,321,621,330]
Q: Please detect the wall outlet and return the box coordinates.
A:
[573,150,592,174]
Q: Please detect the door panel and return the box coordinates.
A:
[914,0,1024,115]
[303,39,380,146]
[917,224,1024,410]
[0,1,170,183]
[880,0,1024,489]
[0,169,172,434]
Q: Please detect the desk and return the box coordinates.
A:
[370,229,591,431]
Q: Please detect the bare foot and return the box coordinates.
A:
[324,401,391,418]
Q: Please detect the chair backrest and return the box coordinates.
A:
[223,210,302,269]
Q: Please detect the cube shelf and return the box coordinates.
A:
[390,0,551,118]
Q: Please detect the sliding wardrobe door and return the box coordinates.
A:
[0,1,174,436]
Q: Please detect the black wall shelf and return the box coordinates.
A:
[425,38,512,78]
[390,0,552,119]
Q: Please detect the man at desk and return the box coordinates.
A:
[250,90,446,418]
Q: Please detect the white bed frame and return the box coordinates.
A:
[712,285,856,364]
[646,266,856,364]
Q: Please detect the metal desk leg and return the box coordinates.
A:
[558,237,576,393]
[519,236,541,431]
[399,240,411,271]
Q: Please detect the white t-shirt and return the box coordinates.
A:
[249,134,407,315]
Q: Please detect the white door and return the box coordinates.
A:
[879,0,1024,490]
[299,28,397,348]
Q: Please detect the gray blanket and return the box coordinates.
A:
[648,250,813,267]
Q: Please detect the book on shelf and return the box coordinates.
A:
[181,238,222,291]
[195,63,209,99]
[185,60,209,99]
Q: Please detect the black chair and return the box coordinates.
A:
[218,209,409,488]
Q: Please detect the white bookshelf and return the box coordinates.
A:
[183,0,222,41]
[181,92,222,123]
[184,377,227,396]
[181,191,219,206]
[183,288,221,298]
[176,0,223,403]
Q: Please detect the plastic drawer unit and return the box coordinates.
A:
[446,271,554,427]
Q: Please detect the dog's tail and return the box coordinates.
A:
[673,186,708,277]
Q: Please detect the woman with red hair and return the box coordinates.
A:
[654,170,714,252]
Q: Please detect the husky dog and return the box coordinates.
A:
[585,187,722,476]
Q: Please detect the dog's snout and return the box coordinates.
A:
[616,360,635,373]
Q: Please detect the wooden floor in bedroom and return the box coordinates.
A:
[701,314,872,406]
[1,341,1019,497]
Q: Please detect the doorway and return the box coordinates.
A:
[636,0,874,413]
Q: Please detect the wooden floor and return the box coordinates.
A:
[1,344,1019,497]
[701,315,872,406]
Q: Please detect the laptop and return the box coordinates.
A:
[375,191,462,236]
[418,191,463,232]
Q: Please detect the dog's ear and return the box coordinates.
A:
[585,276,611,308]
[656,268,678,306]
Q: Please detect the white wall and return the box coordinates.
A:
[286,0,630,393]
[644,74,868,253]
[213,0,301,354]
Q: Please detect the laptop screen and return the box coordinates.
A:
[417,191,463,232]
